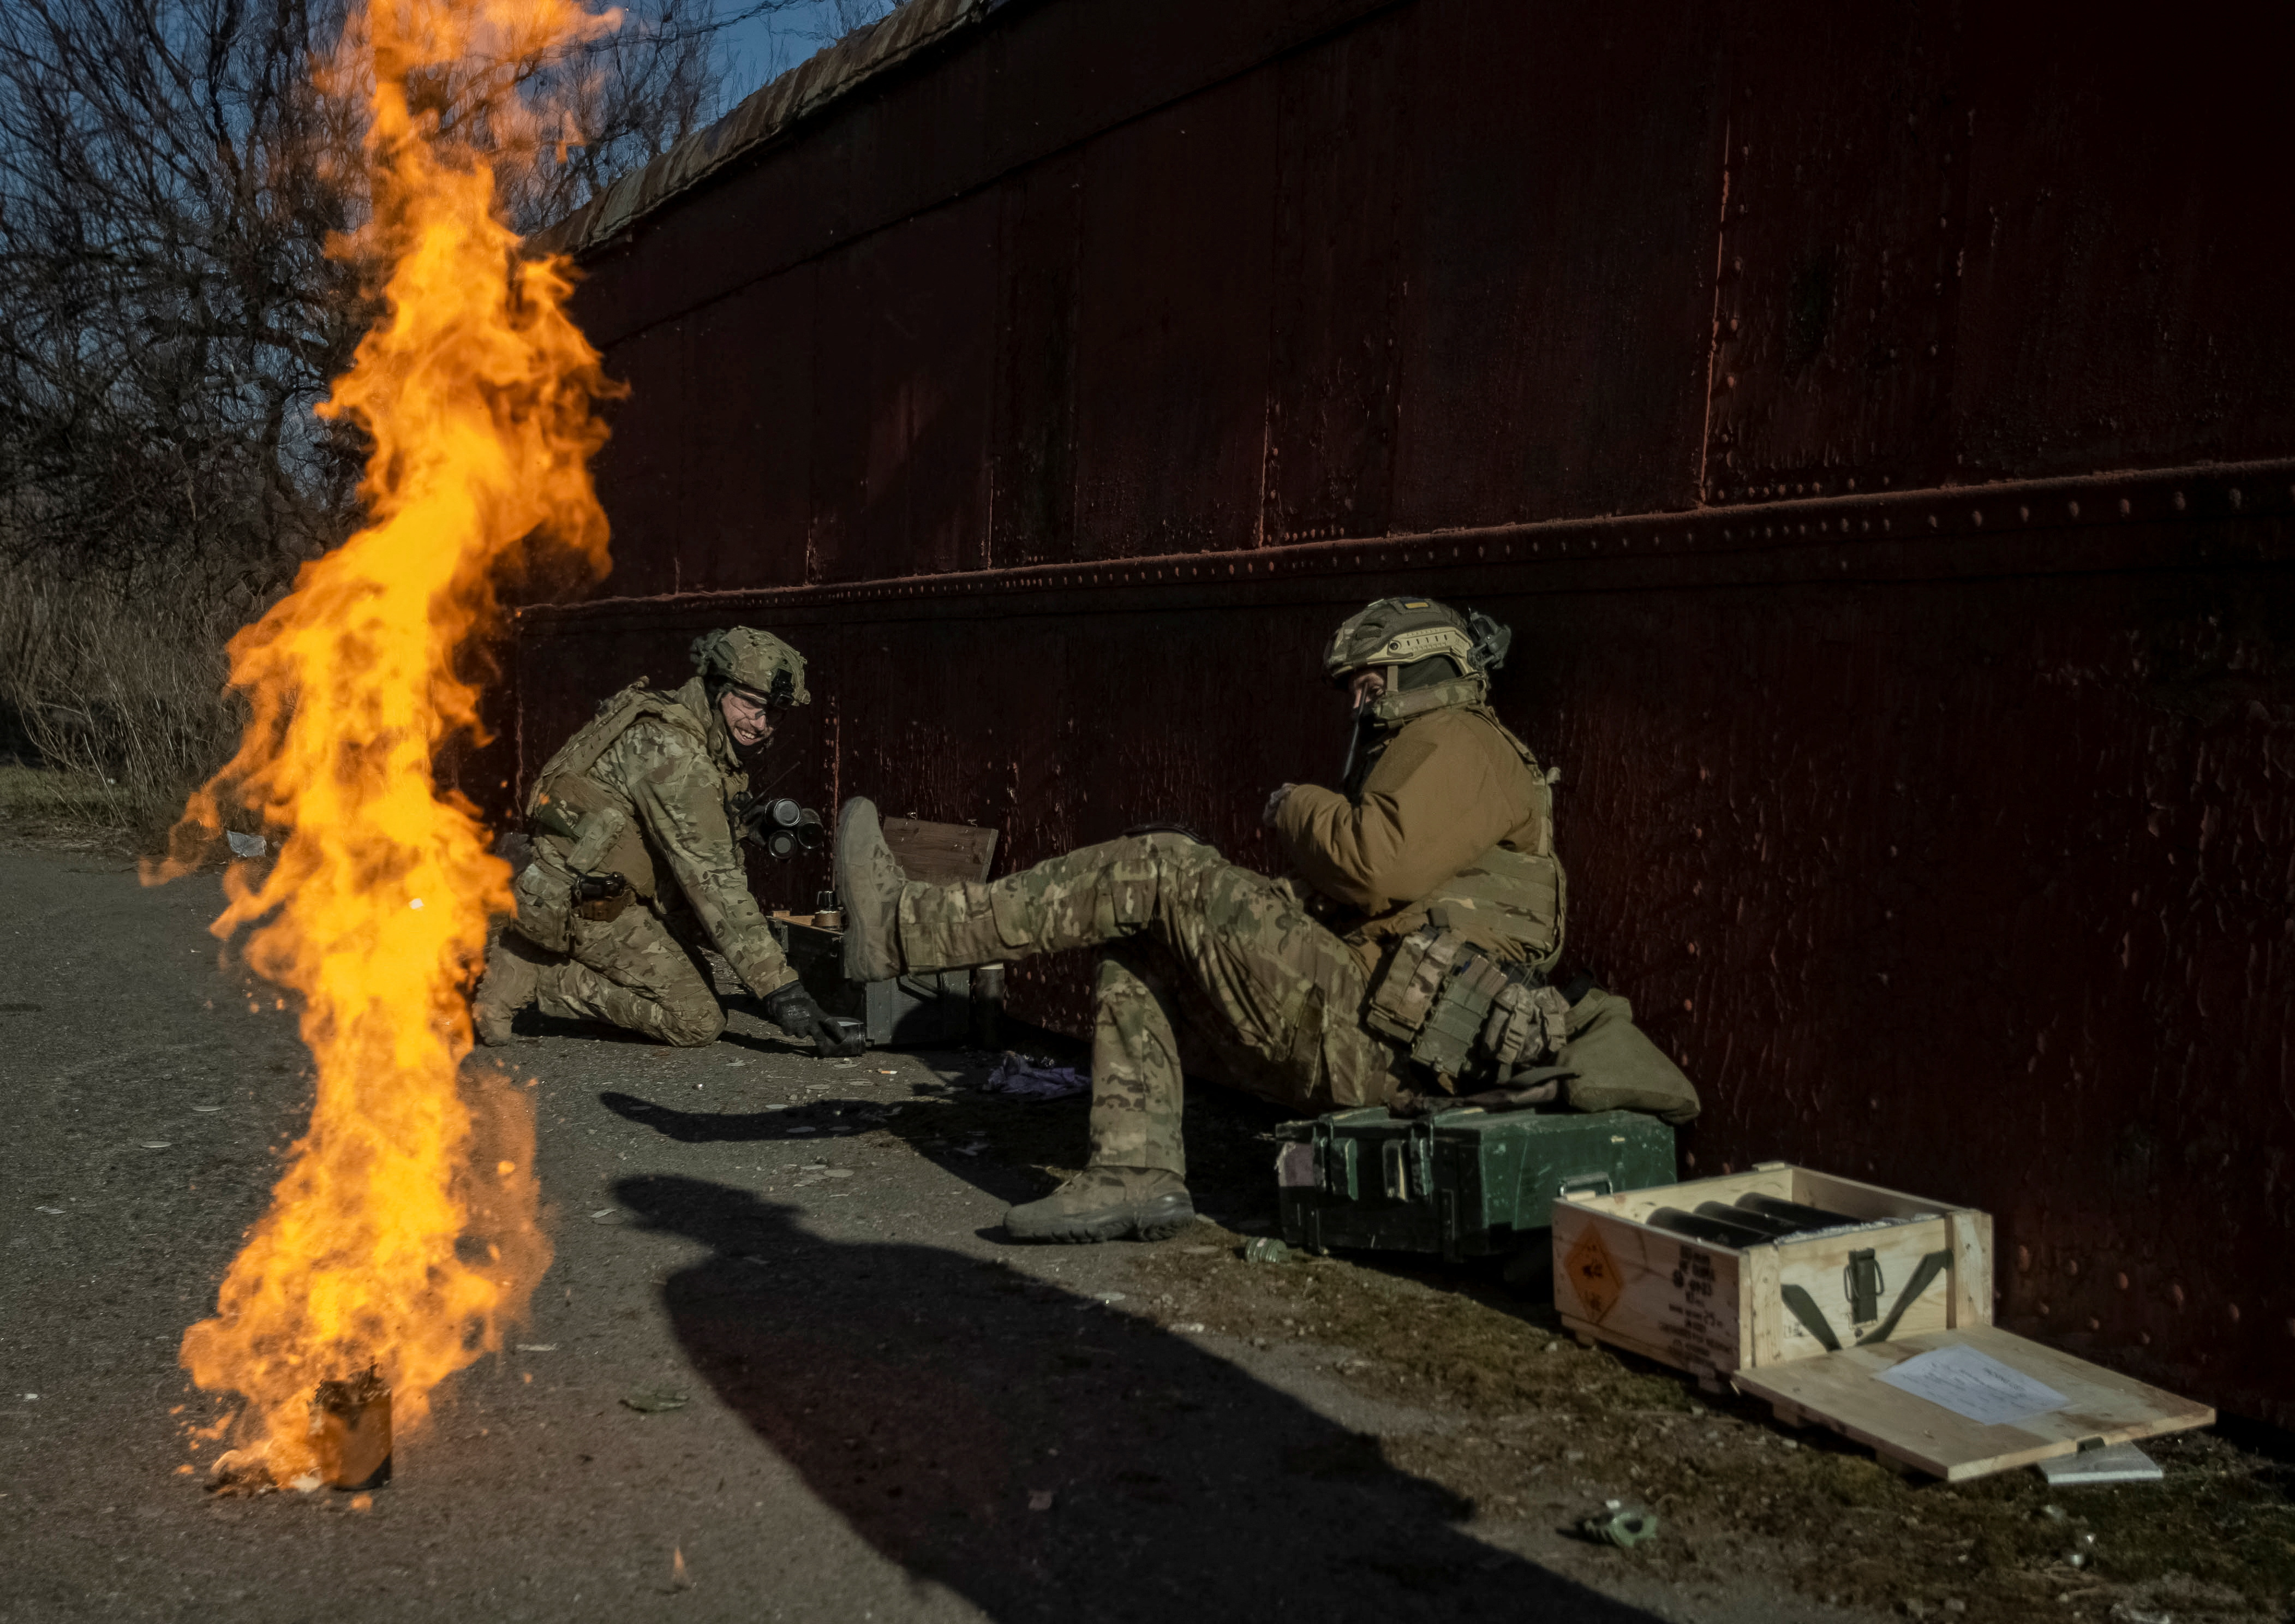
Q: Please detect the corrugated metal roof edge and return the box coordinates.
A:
[531,0,1011,260]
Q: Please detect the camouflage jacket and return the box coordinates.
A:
[534,676,797,998]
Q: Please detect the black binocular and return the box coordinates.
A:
[736,795,825,860]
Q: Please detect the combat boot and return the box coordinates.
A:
[835,797,907,983]
[1004,1166,1195,1244]
[472,931,546,1045]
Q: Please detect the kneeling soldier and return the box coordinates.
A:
[474,627,857,1053]
[834,597,1695,1244]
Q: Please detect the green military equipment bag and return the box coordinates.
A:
[1275,1106,1676,1262]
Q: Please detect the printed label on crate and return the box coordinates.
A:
[1563,1224,1622,1322]
[1659,1243,1735,1369]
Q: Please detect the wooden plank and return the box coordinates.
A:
[1732,1326,2216,1483]
[882,817,999,885]
[1741,1242,1783,1368]
[1574,1165,1796,1227]
[1553,1202,1743,1375]
[1792,1168,1959,1222]
[1946,1209,1994,1329]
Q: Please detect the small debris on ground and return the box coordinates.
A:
[1581,1504,1658,1548]
[975,1054,1089,1100]
[621,1387,688,1414]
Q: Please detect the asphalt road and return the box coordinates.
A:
[1,845,1870,1623]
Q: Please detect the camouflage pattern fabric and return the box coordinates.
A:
[582,678,797,1001]
[900,833,1408,1173]
[535,900,726,1048]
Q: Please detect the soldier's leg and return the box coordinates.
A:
[1004,948,1195,1243]
[539,903,726,1048]
[1085,950,1187,1177]
[859,815,1401,1112]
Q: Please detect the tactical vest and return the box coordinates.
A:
[1346,682,1567,972]
[1352,683,1571,1088]
[523,681,723,900]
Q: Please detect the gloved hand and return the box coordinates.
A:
[762,982,868,1058]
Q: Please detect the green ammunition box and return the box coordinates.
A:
[1275,1106,1677,1261]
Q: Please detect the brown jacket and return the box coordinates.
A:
[1273,703,1561,971]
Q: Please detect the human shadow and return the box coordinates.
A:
[614,1174,1662,1622]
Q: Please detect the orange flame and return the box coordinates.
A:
[147,0,622,1475]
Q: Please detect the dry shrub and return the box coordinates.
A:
[0,560,263,845]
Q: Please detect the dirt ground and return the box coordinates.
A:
[3,835,2290,1623]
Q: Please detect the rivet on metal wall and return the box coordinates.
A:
[2172,491,2186,511]
[2119,498,2132,516]
[1971,510,1984,527]
[2228,487,2243,509]
[2067,500,2081,518]
[2018,505,2031,522]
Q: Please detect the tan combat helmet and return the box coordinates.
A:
[1322,596,1512,693]
[691,626,811,709]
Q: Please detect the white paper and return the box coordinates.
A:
[1874,1342,2070,1427]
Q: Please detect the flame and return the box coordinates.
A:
[146,0,622,1475]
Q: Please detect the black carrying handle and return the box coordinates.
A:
[1780,1249,1953,1353]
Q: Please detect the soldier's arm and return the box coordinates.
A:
[609,722,800,998]
[1273,712,1520,911]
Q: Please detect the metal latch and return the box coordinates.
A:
[1381,1139,1411,1201]
[1844,1248,1885,1324]
[1558,1172,1615,1199]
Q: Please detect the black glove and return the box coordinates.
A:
[763,982,826,1040]
[762,983,868,1058]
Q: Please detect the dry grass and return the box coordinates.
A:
[0,561,261,847]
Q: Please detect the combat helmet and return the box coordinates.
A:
[691,626,810,709]
[1323,596,1513,692]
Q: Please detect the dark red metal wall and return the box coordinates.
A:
[519,0,2295,1425]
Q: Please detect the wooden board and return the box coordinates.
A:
[882,817,998,885]
[1732,1325,2216,1482]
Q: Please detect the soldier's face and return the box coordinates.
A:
[720,687,776,748]
[1347,670,1387,714]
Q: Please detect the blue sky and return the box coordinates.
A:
[713,1,882,101]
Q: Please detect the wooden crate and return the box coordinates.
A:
[1553,1161,2214,1481]
[1551,1161,1990,1386]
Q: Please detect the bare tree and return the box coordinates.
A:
[0,0,829,826]
[0,0,782,592]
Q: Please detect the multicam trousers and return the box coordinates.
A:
[528,901,727,1048]
[898,833,1407,1177]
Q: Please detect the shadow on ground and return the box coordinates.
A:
[613,1173,1660,1623]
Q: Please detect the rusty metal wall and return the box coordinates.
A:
[523,0,2295,1424]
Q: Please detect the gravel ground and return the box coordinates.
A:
[3,841,2285,1623]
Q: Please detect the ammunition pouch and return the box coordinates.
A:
[510,851,576,954]
[1364,925,1573,1089]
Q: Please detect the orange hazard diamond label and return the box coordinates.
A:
[1563,1225,1623,1323]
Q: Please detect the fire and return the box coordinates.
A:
[146,0,622,1477]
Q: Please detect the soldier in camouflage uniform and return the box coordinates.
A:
[835,597,1692,1244]
[473,628,859,1054]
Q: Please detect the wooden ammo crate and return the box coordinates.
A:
[1551,1161,1990,1384]
[1553,1162,2213,1481]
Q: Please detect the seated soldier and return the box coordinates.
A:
[833,596,1696,1244]
[473,627,857,1054]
